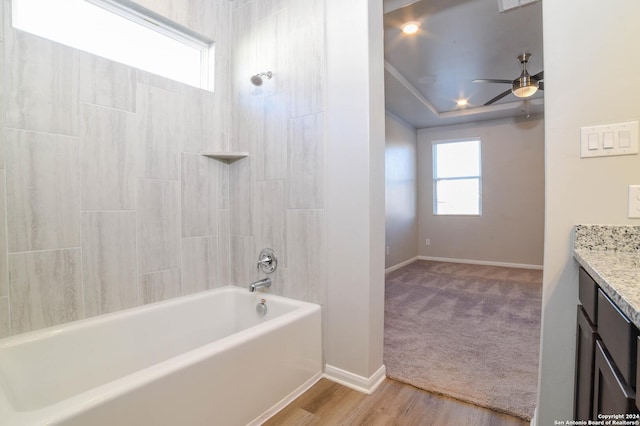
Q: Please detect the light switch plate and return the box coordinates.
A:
[629,185,640,219]
[581,121,639,158]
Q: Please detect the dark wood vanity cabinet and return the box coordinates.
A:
[593,340,636,415]
[575,305,597,420]
[574,267,639,420]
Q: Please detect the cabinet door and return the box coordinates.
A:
[593,340,637,418]
[575,305,597,420]
[598,289,638,387]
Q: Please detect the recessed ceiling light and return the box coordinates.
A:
[401,21,420,35]
[457,99,468,107]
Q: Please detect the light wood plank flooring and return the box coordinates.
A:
[264,378,528,426]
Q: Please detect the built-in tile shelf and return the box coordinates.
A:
[200,152,249,162]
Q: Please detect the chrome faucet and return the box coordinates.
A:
[249,277,272,292]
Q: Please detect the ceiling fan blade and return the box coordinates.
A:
[484,89,512,105]
[539,82,544,91]
[532,70,543,80]
[473,79,513,84]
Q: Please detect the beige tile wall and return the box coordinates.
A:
[0,0,234,336]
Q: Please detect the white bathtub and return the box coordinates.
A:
[0,286,322,426]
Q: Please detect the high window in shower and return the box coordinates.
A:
[11,0,215,91]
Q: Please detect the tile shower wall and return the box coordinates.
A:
[229,0,327,307]
[0,0,328,339]
[0,0,234,337]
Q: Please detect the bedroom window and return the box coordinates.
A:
[11,0,214,91]
[432,139,482,215]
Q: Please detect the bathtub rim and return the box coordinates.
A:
[0,285,317,349]
[0,286,322,425]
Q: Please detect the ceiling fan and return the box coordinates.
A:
[473,53,544,106]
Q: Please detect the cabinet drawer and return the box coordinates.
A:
[579,267,598,324]
[598,289,638,387]
[593,341,636,417]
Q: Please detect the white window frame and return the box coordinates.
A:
[432,138,482,216]
[12,0,215,91]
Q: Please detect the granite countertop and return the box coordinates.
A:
[574,225,640,329]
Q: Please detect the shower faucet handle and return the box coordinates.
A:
[257,248,277,274]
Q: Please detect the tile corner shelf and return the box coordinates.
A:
[200,152,249,162]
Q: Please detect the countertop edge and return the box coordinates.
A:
[574,249,640,330]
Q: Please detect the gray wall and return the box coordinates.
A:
[537,1,640,423]
[385,112,418,269]
[325,0,386,379]
[417,117,545,267]
[0,0,233,337]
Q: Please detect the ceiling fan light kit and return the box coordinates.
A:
[473,52,544,105]
[512,52,539,98]
[512,77,539,98]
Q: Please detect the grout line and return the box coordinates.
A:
[2,170,10,336]
[8,247,82,256]
[287,110,325,120]
[79,242,86,320]
[134,179,141,306]
[77,135,86,320]
[178,178,184,298]
[80,210,137,213]
[136,176,181,183]
[182,235,217,241]
[78,101,136,115]
[3,126,80,139]
[138,267,182,277]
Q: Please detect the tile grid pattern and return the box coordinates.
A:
[229,0,327,309]
[0,0,328,339]
[0,0,235,337]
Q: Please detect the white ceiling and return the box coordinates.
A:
[383,0,543,129]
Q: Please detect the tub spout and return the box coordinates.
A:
[249,277,271,292]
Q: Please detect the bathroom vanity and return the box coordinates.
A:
[573,225,640,421]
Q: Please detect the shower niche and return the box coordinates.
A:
[200,151,249,162]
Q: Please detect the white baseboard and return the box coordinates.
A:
[418,256,543,270]
[323,364,386,394]
[530,406,538,426]
[385,257,419,274]
[248,371,323,426]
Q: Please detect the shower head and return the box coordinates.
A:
[250,71,273,86]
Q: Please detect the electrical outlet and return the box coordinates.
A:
[386,246,390,255]
[629,185,640,218]
[425,238,431,246]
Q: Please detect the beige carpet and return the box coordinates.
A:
[384,260,542,421]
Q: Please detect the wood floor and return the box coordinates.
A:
[264,378,528,426]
